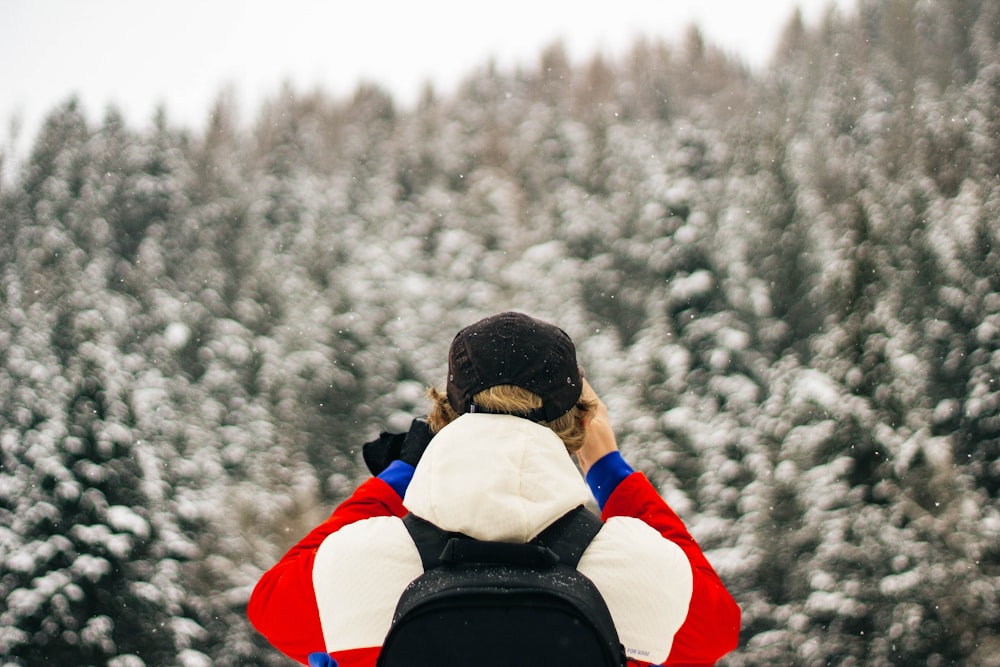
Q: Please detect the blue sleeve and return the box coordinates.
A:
[585,451,634,510]
[377,459,415,498]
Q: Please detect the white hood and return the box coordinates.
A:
[403,413,591,542]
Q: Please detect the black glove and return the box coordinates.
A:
[362,417,434,476]
[399,417,434,466]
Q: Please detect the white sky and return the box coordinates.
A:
[1,0,853,161]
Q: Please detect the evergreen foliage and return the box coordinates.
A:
[1,1,998,664]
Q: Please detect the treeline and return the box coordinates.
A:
[1,0,998,664]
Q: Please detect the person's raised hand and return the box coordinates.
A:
[576,379,619,475]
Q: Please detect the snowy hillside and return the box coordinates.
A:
[1,1,998,664]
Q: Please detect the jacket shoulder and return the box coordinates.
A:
[313,516,423,652]
[578,517,694,664]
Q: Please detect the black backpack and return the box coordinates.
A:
[376,505,627,667]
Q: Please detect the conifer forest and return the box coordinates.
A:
[2,0,999,665]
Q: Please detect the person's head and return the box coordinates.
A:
[426,312,594,453]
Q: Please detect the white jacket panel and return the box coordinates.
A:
[579,516,693,663]
[313,516,423,652]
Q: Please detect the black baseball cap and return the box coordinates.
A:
[446,312,583,422]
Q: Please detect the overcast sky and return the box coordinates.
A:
[1,0,853,161]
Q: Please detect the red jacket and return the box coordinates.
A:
[249,417,739,666]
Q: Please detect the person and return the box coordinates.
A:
[248,311,740,666]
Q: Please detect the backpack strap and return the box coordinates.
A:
[402,505,602,571]
[531,505,603,568]
[402,513,462,570]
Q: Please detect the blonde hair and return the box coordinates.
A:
[427,385,594,454]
